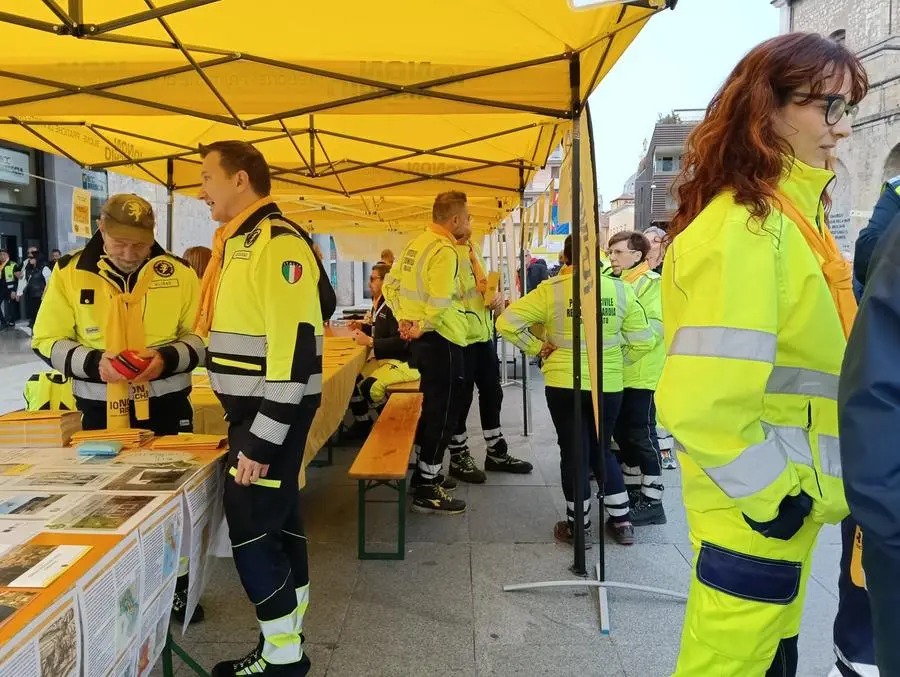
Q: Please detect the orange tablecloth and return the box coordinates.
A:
[190,336,367,487]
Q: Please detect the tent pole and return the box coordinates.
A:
[68,0,82,23]
[166,158,174,251]
[518,164,530,437]
[568,55,587,575]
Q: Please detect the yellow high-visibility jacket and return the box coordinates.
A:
[208,202,336,465]
[496,268,654,392]
[32,233,204,406]
[383,227,468,346]
[456,241,492,345]
[655,158,848,526]
[622,267,665,390]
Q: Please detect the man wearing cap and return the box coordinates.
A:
[32,194,206,621]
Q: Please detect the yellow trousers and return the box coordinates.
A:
[675,495,820,676]
[360,359,419,404]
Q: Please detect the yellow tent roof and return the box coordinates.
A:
[0,0,671,229]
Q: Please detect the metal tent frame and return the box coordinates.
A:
[0,1,683,673]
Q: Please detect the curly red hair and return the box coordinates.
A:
[669,33,868,239]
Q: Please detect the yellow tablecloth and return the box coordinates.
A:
[190,336,367,487]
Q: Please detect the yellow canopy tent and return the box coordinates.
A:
[0,0,673,237]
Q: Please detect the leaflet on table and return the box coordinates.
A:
[76,533,142,677]
[0,492,91,521]
[0,542,90,587]
[100,465,200,493]
[0,590,81,677]
[46,494,168,535]
[139,497,182,608]
[0,520,43,553]
[10,467,128,492]
[111,643,138,677]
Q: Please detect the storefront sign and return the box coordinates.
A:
[0,148,29,186]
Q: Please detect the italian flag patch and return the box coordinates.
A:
[281,260,303,284]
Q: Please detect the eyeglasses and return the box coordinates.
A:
[793,93,859,126]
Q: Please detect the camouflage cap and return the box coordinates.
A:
[100,194,156,244]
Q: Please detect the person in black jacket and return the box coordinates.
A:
[833,176,900,677]
[345,263,420,436]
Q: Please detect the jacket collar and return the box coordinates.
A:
[229,199,282,239]
[779,158,835,227]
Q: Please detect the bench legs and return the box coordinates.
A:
[310,434,335,468]
[357,478,406,560]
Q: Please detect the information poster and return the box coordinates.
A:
[0,592,82,677]
[72,189,93,239]
[77,534,142,677]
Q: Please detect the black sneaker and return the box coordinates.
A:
[484,451,533,474]
[411,483,467,514]
[631,497,667,526]
[449,451,486,484]
[605,518,635,546]
[409,473,457,491]
[171,589,205,624]
[553,520,593,549]
[211,634,310,676]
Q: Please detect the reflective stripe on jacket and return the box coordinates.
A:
[31,232,204,407]
[496,269,653,391]
[655,158,847,526]
[208,202,336,465]
[382,228,468,346]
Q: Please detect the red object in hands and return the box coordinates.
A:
[110,350,152,379]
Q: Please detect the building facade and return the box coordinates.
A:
[775,0,900,256]
[633,110,702,232]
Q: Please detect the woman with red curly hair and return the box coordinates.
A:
[654,33,867,676]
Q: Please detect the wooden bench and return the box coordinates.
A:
[348,392,423,560]
[385,380,420,395]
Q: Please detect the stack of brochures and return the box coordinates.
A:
[69,428,153,448]
[149,434,226,451]
[0,410,82,447]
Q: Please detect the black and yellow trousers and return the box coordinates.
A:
[223,409,315,665]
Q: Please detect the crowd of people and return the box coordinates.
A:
[18,27,900,677]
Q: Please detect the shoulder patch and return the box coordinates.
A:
[153,260,175,278]
[244,227,261,248]
[281,260,303,284]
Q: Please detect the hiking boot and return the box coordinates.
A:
[342,419,372,441]
[449,451,486,484]
[211,634,310,676]
[605,518,635,546]
[409,472,457,491]
[631,497,667,527]
[553,521,593,549]
[485,451,533,474]
[660,448,677,470]
[411,483,467,515]
[171,589,204,624]
[626,488,642,509]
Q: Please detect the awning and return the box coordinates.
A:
[0,0,671,229]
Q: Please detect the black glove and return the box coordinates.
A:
[743,492,813,541]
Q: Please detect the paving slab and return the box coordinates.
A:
[467,485,563,544]
[477,641,626,677]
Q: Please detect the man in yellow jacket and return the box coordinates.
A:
[195,140,336,677]
[608,230,667,527]
[32,193,206,625]
[497,235,654,545]
[383,191,470,515]
[445,235,532,483]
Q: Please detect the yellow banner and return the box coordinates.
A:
[576,106,601,434]
[72,188,92,238]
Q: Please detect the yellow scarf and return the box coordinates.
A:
[428,222,456,244]
[775,190,857,339]
[103,259,158,428]
[194,196,274,337]
[621,261,650,285]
